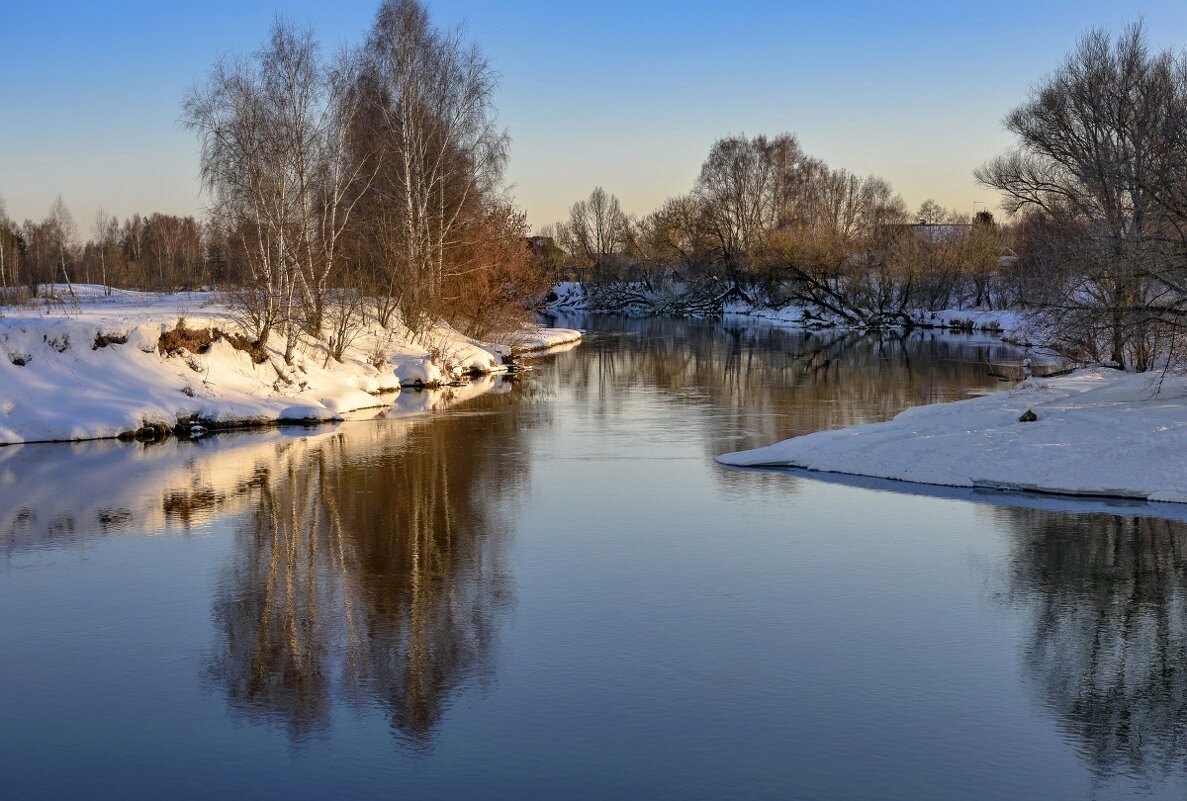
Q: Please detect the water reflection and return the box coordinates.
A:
[18,316,1187,795]
[1,379,536,750]
[542,314,1014,501]
[997,507,1187,778]
[1,377,519,551]
[207,388,537,747]
[549,315,1011,441]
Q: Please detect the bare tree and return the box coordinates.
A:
[554,187,629,279]
[695,133,809,273]
[301,45,376,336]
[0,196,9,303]
[119,214,147,288]
[976,23,1183,370]
[91,208,119,295]
[634,193,715,287]
[183,21,315,356]
[358,0,508,330]
[47,195,78,303]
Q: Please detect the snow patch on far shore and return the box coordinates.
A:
[552,281,1026,336]
[718,369,1187,504]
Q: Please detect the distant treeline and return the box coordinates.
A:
[541,136,1008,325]
[0,202,212,296]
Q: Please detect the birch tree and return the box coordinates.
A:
[91,208,118,295]
[359,0,508,331]
[0,197,10,303]
[184,19,373,360]
[302,46,375,336]
[47,195,77,303]
[184,49,288,348]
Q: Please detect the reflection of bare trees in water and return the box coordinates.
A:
[998,507,1187,778]
[559,317,1009,438]
[334,420,517,748]
[209,392,534,747]
[544,316,1011,498]
[209,457,339,741]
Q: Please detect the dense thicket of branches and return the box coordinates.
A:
[548,134,1007,325]
[179,1,544,355]
[978,24,1187,371]
[349,0,520,332]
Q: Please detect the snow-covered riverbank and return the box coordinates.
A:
[718,368,1187,504]
[0,376,513,550]
[549,281,1026,338]
[0,286,581,445]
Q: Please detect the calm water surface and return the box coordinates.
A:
[3,316,1186,799]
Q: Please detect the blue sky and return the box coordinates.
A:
[3,1,1186,233]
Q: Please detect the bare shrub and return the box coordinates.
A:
[369,341,389,370]
[322,288,366,365]
[443,204,550,340]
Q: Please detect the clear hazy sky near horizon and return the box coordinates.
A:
[4,0,1187,234]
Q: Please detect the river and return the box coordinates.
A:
[3,315,1185,799]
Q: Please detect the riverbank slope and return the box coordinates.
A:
[0,286,581,445]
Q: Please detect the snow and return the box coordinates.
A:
[718,368,1187,504]
[0,378,513,551]
[724,303,1028,335]
[917,308,1026,337]
[722,301,807,325]
[549,281,586,309]
[506,324,585,352]
[0,285,581,445]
